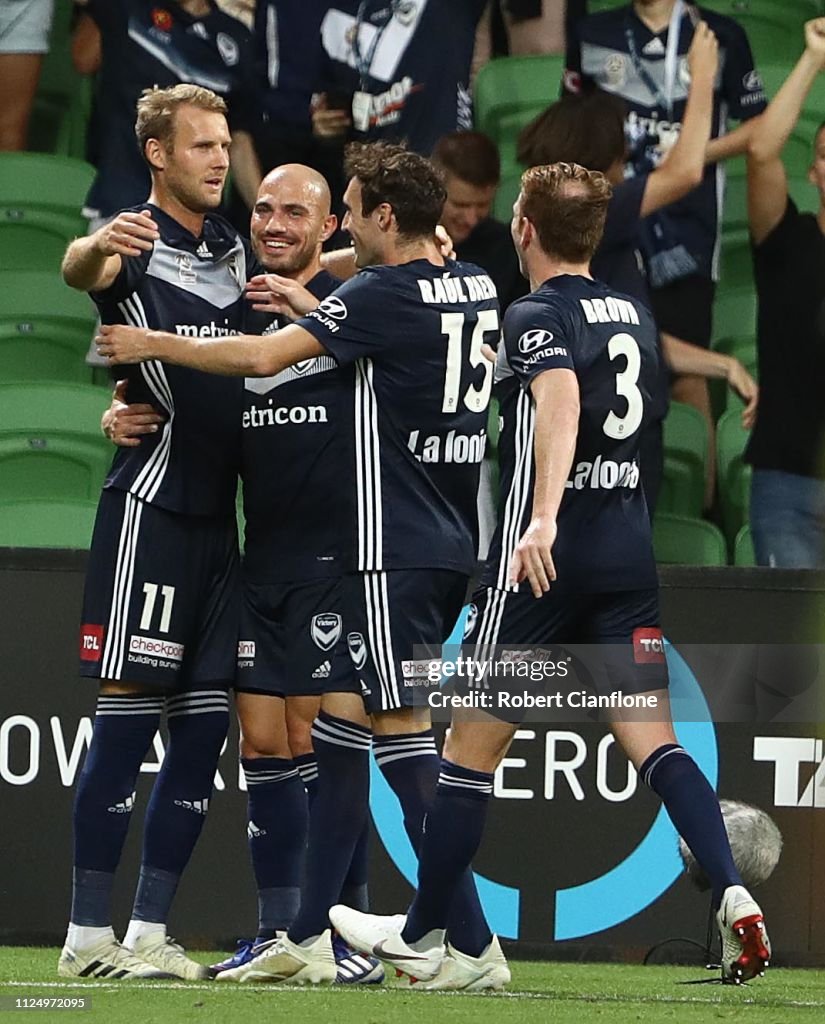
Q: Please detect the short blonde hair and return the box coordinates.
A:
[135,84,227,161]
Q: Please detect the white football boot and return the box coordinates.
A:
[414,935,511,991]
[215,929,336,985]
[58,936,172,980]
[717,885,771,984]
[329,905,444,983]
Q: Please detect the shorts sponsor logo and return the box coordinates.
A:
[128,635,184,662]
[347,631,367,671]
[237,639,255,669]
[80,624,104,662]
[633,628,665,664]
[402,659,440,686]
[311,613,342,652]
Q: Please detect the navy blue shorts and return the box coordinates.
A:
[462,585,669,715]
[235,576,360,698]
[79,489,240,692]
[343,569,468,714]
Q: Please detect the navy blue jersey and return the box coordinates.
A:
[484,275,661,594]
[318,0,486,155]
[92,204,248,517]
[297,259,500,573]
[253,1,327,132]
[565,3,766,279]
[85,0,254,217]
[241,270,354,582]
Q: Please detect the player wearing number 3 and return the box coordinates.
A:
[97,141,510,989]
[330,163,771,988]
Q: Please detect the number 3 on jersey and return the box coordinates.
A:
[603,332,644,439]
[440,310,499,414]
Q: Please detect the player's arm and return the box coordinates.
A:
[660,333,757,428]
[509,368,580,598]
[62,210,159,292]
[748,19,825,245]
[95,322,326,377]
[640,22,718,217]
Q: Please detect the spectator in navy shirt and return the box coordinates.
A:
[71,1,258,224]
[565,0,766,493]
[523,20,757,515]
[310,0,486,156]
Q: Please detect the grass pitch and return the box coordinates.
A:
[1,947,824,1023]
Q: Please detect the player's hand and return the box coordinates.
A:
[245,274,317,319]
[311,93,351,139]
[435,224,456,260]
[687,20,719,83]
[95,324,155,364]
[726,357,758,429]
[804,18,825,62]
[101,379,165,447]
[94,209,159,258]
[508,516,558,598]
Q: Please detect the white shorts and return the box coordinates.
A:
[0,0,55,55]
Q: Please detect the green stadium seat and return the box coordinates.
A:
[653,513,728,566]
[718,235,754,290]
[474,55,564,142]
[661,401,709,516]
[0,498,97,549]
[29,0,90,156]
[658,455,699,517]
[701,0,809,63]
[733,522,756,566]
[0,153,94,270]
[712,332,756,364]
[0,382,112,501]
[716,408,753,542]
[496,107,548,170]
[0,272,96,382]
[713,287,756,343]
[494,168,523,222]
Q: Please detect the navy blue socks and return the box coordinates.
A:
[641,743,743,908]
[288,712,372,943]
[403,760,494,947]
[131,690,229,924]
[373,733,493,958]
[71,694,163,926]
[243,756,308,939]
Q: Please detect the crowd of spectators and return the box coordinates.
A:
[9,0,825,568]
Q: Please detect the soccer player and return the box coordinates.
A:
[96,141,509,991]
[58,84,247,981]
[328,162,771,986]
[223,165,380,982]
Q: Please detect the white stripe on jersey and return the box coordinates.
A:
[355,359,383,572]
[496,388,535,591]
[118,296,175,504]
[101,492,144,680]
